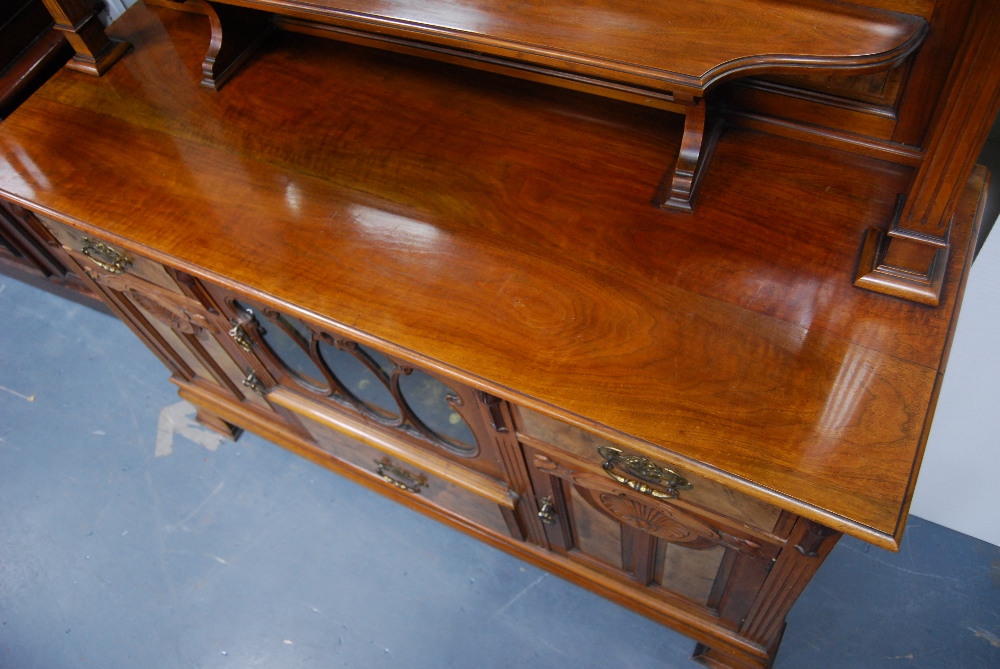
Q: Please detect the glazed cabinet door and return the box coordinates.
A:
[202,283,541,543]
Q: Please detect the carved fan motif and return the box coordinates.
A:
[129,290,205,335]
[595,492,718,549]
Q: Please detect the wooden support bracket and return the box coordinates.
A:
[200,1,274,90]
[658,99,721,213]
[41,0,131,75]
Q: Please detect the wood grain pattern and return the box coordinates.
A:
[896,0,1000,241]
[0,4,984,550]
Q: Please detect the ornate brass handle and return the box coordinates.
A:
[536,496,557,525]
[598,446,691,500]
[375,458,427,494]
[81,238,132,274]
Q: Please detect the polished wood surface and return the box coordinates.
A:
[0,4,984,550]
[172,0,927,213]
[0,1,88,298]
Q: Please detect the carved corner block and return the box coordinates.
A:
[854,227,949,307]
[42,0,131,76]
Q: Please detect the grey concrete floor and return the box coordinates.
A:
[1,275,998,669]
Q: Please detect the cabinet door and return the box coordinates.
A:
[33,212,305,435]
[203,283,538,542]
[0,203,95,298]
[523,443,780,629]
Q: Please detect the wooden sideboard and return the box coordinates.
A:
[3,2,997,667]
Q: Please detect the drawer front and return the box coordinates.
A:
[35,213,184,295]
[515,406,784,537]
[288,399,518,540]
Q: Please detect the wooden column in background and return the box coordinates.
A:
[856,0,1000,305]
[40,0,130,75]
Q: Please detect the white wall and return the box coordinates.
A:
[101,0,137,24]
[910,217,1000,547]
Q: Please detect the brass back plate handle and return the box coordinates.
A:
[536,496,557,525]
[597,446,692,499]
[375,458,427,494]
[81,238,132,274]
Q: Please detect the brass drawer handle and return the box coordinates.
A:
[81,238,132,274]
[598,446,692,499]
[375,458,427,494]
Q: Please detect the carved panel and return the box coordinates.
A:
[533,453,765,559]
[592,491,718,549]
[81,266,212,335]
[206,292,511,478]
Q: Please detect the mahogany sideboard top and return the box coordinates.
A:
[0,4,986,550]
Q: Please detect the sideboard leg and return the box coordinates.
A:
[200,1,274,90]
[194,406,244,440]
[692,640,775,669]
[723,518,841,667]
[41,0,131,75]
[658,99,720,213]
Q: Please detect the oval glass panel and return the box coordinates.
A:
[357,343,395,378]
[397,370,477,453]
[254,308,328,391]
[318,340,399,418]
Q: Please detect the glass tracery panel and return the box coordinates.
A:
[397,369,476,452]
[317,339,399,419]
[232,299,481,457]
[256,309,329,392]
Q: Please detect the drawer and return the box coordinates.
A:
[515,406,785,537]
[270,386,521,540]
[34,212,184,295]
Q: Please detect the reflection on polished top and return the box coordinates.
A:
[0,4,983,549]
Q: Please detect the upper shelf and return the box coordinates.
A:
[218,0,929,94]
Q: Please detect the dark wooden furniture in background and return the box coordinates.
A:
[0,0,69,118]
[0,0,97,301]
[5,2,998,668]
